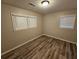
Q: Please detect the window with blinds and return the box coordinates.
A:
[28,16,37,28]
[12,15,37,31]
[59,15,75,29]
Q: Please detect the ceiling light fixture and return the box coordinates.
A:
[41,0,49,7]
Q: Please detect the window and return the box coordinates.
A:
[28,16,37,28]
[60,15,75,29]
[12,15,37,31]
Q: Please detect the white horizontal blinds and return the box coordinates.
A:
[12,15,28,31]
[60,15,75,29]
[28,16,37,28]
[12,14,37,31]
[12,15,17,30]
[15,16,28,30]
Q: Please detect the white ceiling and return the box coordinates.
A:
[2,0,77,14]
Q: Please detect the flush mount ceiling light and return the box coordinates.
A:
[41,0,49,7]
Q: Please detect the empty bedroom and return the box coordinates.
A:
[1,0,77,59]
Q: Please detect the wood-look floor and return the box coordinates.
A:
[2,35,77,59]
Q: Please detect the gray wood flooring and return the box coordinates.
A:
[2,35,77,59]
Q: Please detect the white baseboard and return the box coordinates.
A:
[1,34,43,56]
[42,34,76,44]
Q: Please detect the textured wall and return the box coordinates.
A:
[43,10,77,43]
[2,4,43,53]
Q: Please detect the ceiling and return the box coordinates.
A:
[2,0,77,14]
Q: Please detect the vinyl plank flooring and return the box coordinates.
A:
[2,36,77,59]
